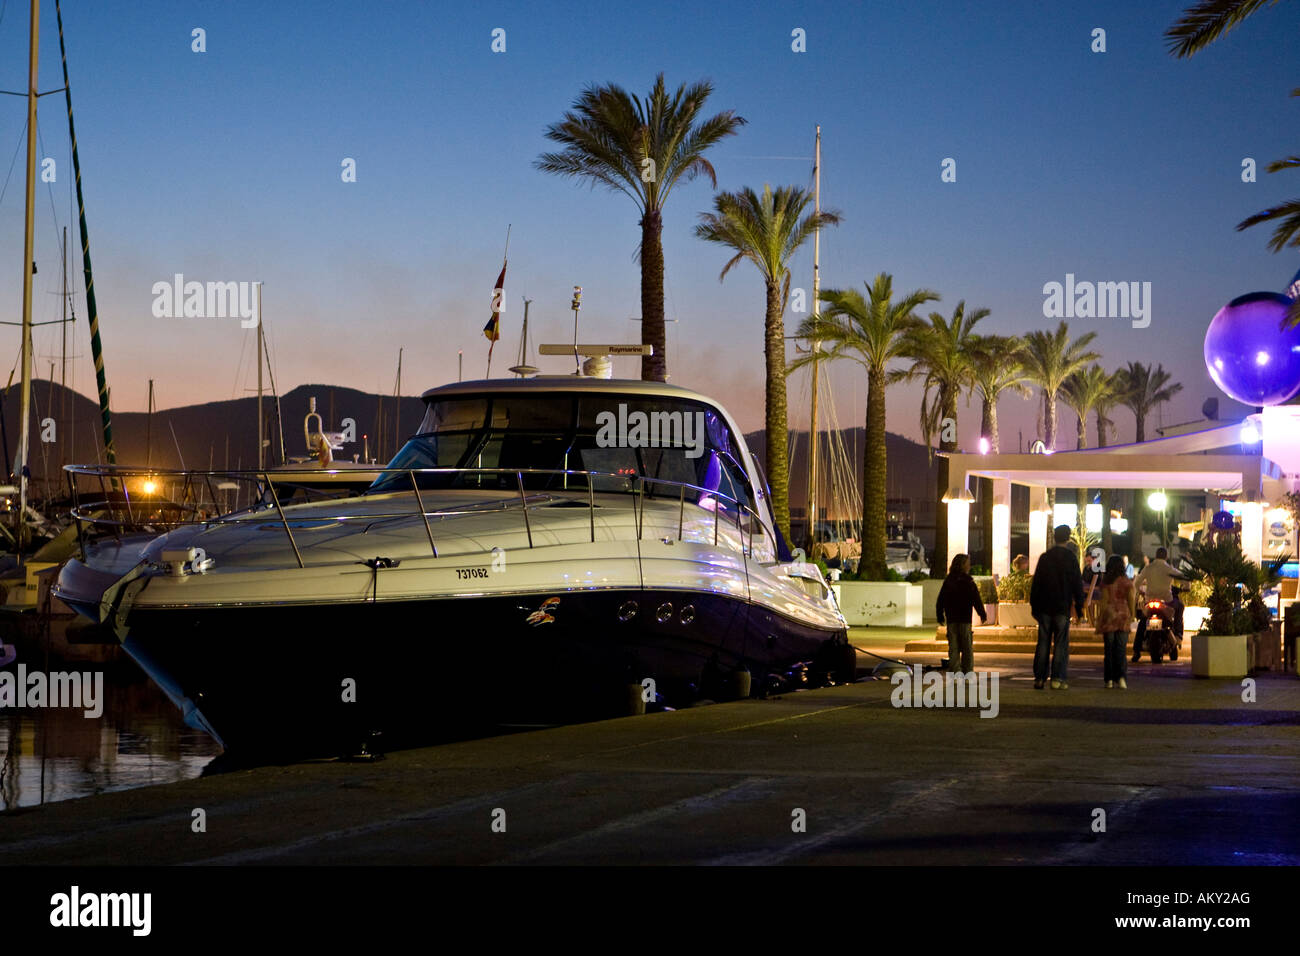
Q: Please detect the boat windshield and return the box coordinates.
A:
[367,392,755,510]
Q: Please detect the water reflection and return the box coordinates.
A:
[0,671,219,810]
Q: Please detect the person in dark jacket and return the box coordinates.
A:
[936,553,986,673]
[1029,524,1086,690]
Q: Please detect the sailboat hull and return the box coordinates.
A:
[117,589,849,754]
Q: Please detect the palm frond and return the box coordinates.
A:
[1236,199,1300,251]
[1165,0,1280,58]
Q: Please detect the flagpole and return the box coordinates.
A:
[485,224,511,378]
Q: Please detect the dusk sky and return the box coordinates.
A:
[0,0,1297,448]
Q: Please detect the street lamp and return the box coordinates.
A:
[1148,490,1168,546]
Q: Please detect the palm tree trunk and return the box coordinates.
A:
[932,390,957,574]
[1076,413,1088,543]
[977,397,995,570]
[763,278,791,544]
[1098,414,1112,555]
[1134,409,1146,444]
[861,367,887,578]
[639,209,667,383]
[1044,390,1057,512]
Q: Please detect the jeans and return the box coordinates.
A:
[1033,613,1070,681]
[946,622,974,673]
[1103,630,1128,683]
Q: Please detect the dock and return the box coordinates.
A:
[2,630,1297,866]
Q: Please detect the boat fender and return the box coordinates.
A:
[98,564,152,643]
[731,666,752,700]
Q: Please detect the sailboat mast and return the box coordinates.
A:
[56,0,115,469]
[394,348,402,449]
[256,282,264,470]
[806,125,822,551]
[16,0,40,548]
[60,226,67,475]
[145,379,154,467]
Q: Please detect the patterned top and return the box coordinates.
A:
[1093,576,1136,635]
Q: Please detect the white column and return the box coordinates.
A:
[1028,486,1050,572]
[947,498,970,565]
[992,478,1011,577]
[1242,500,1264,564]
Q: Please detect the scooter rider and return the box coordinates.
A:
[1132,547,1187,661]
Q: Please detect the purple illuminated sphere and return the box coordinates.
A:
[1204,291,1300,406]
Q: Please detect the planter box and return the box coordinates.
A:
[998,602,1036,629]
[1250,624,1282,671]
[1191,632,1250,678]
[832,581,922,627]
[920,579,944,623]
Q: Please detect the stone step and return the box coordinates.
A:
[905,639,1106,656]
[912,625,1110,655]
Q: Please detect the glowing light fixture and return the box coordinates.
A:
[142,479,158,495]
[1085,503,1103,533]
[1147,491,1167,511]
[1240,422,1260,444]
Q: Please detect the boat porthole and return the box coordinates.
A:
[656,602,674,623]
[618,600,639,622]
[679,604,696,625]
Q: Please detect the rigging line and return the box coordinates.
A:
[0,117,27,209]
[230,325,249,401]
[36,123,63,241]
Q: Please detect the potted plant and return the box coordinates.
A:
[995,568,1034,628]
[1181,537,1284,677]
[976,576,998,626]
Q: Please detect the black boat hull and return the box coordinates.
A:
[120,588,849,755]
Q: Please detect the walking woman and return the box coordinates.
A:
[1094,554,1136,688]
[936,553,987,673]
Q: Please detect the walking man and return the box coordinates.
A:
[1030,524,1086,689]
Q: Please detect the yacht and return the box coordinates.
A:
[54,376,850,754]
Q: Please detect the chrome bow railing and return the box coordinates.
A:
[62,464,775,570]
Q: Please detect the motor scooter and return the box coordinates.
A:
[1144,586,1184,663]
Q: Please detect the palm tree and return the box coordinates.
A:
[970,335,1030,569]
[536,74,746,381]
[694,184,841,543]
[1115,361,1184,443]
[1093,367,1126,554]
[1021,322,1100,451]
[1116,362,1184,556]
[1093,368,1124,449]
[897,302,988,572]
[1062,364,1118,556]
[792,274,939,578]
[1167,1,1300,326]
[1062,364,1116,452]
[970,336,1030,455]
